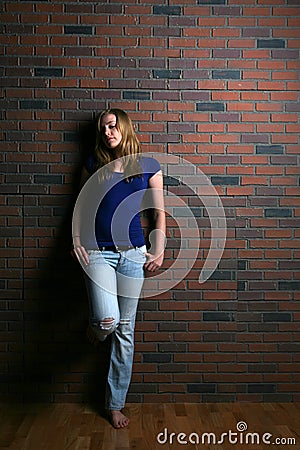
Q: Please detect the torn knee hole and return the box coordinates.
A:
[119,318,131,326]
[100,317,115,330]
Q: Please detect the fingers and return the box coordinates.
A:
[72,245,89,266]
[144,252,163,272]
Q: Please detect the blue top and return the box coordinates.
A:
[84,155,161,248]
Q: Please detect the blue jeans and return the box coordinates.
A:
[84,246,146,411]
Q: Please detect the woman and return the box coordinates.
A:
[72,109,165,429]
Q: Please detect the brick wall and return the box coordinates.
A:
[1,0,299,403]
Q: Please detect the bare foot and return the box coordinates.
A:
[109,410,130,429]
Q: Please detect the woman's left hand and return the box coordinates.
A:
[144,252,164,272]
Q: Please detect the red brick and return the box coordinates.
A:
[228,81,256,90]
[1,0,299,404]
[243,49,270,59]
[197,80,226,90]
[258,81,287,91]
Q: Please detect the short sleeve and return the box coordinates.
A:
[140,156,161,178]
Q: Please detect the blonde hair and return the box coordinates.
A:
[95,108,142,181]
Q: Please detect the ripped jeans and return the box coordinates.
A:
[84,246,146,411]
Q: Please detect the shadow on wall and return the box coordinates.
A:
[5,118,111,406]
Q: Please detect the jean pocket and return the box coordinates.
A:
[86,250,104,266]
[125,246,147,263]
[136,245,147,256]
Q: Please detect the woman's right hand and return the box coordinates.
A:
[71,245,89,266]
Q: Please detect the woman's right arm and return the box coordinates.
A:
[71,167,91,266]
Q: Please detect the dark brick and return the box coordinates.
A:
[249,323,277,332]
[242,134,269,143]
[152,134,180,143]
[173,207,193,217]
[158,364,187,373]
[248,384,276,393]
[163,176,180,186]
[212,70,241,79]
[271,156,298,165]
[168,123,195,133]
[279,282,300,291]
[64,26,93,35]
[248,364,277,373]
[257,39,286,48]
[95,4,122,14]
[213,113,240,122]
[196,102,224,111]
[264,208,292,218]
[203,333,235,342]
[169,17,196,27]
[243,29,270,38]
[159,322,187,332]
[278,343,300,352]
[213,6,241,15]
[238,281,246,291]
[212,49,241,59]
[272,49,299,59]
[203,312,234,321]
[129,383,157,393]
[264,394,292,402]
[198,0,225,3]
[263,313,291,322]
[211,176,239,185]
[159,343,187,353]
[34,175,63,184]
[257,187,284,196]
[190,207,202,217]
[65,47,93,57]
[286,103,300,112]
[34,68,63,77]
[203,394,236,402]
[20,100,48,110]
[236,229,263,238]
[123,91,151,100]
[153,70,181,79]
[188,384,216,393]
[256,145,284,154]
[279,261,299,270]
[153,6,181,15]
[143,353,171,363]
[153,27,181,38]
[210,271,234,281]
[63,132,78,142]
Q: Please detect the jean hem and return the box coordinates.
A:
[105,405,125,411]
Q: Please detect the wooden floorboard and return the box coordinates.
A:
[0,403,299,450]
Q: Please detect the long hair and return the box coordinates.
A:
[94,108,142,182]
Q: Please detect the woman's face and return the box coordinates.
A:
[100,113,122,149]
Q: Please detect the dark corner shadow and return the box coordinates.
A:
[16,117,110,411]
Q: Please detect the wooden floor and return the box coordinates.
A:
[0,403,299,450]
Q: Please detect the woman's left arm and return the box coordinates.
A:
[144,170,166,272]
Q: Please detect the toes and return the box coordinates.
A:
[109,411,129,429]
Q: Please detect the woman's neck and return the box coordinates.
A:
[113,158,123,173]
